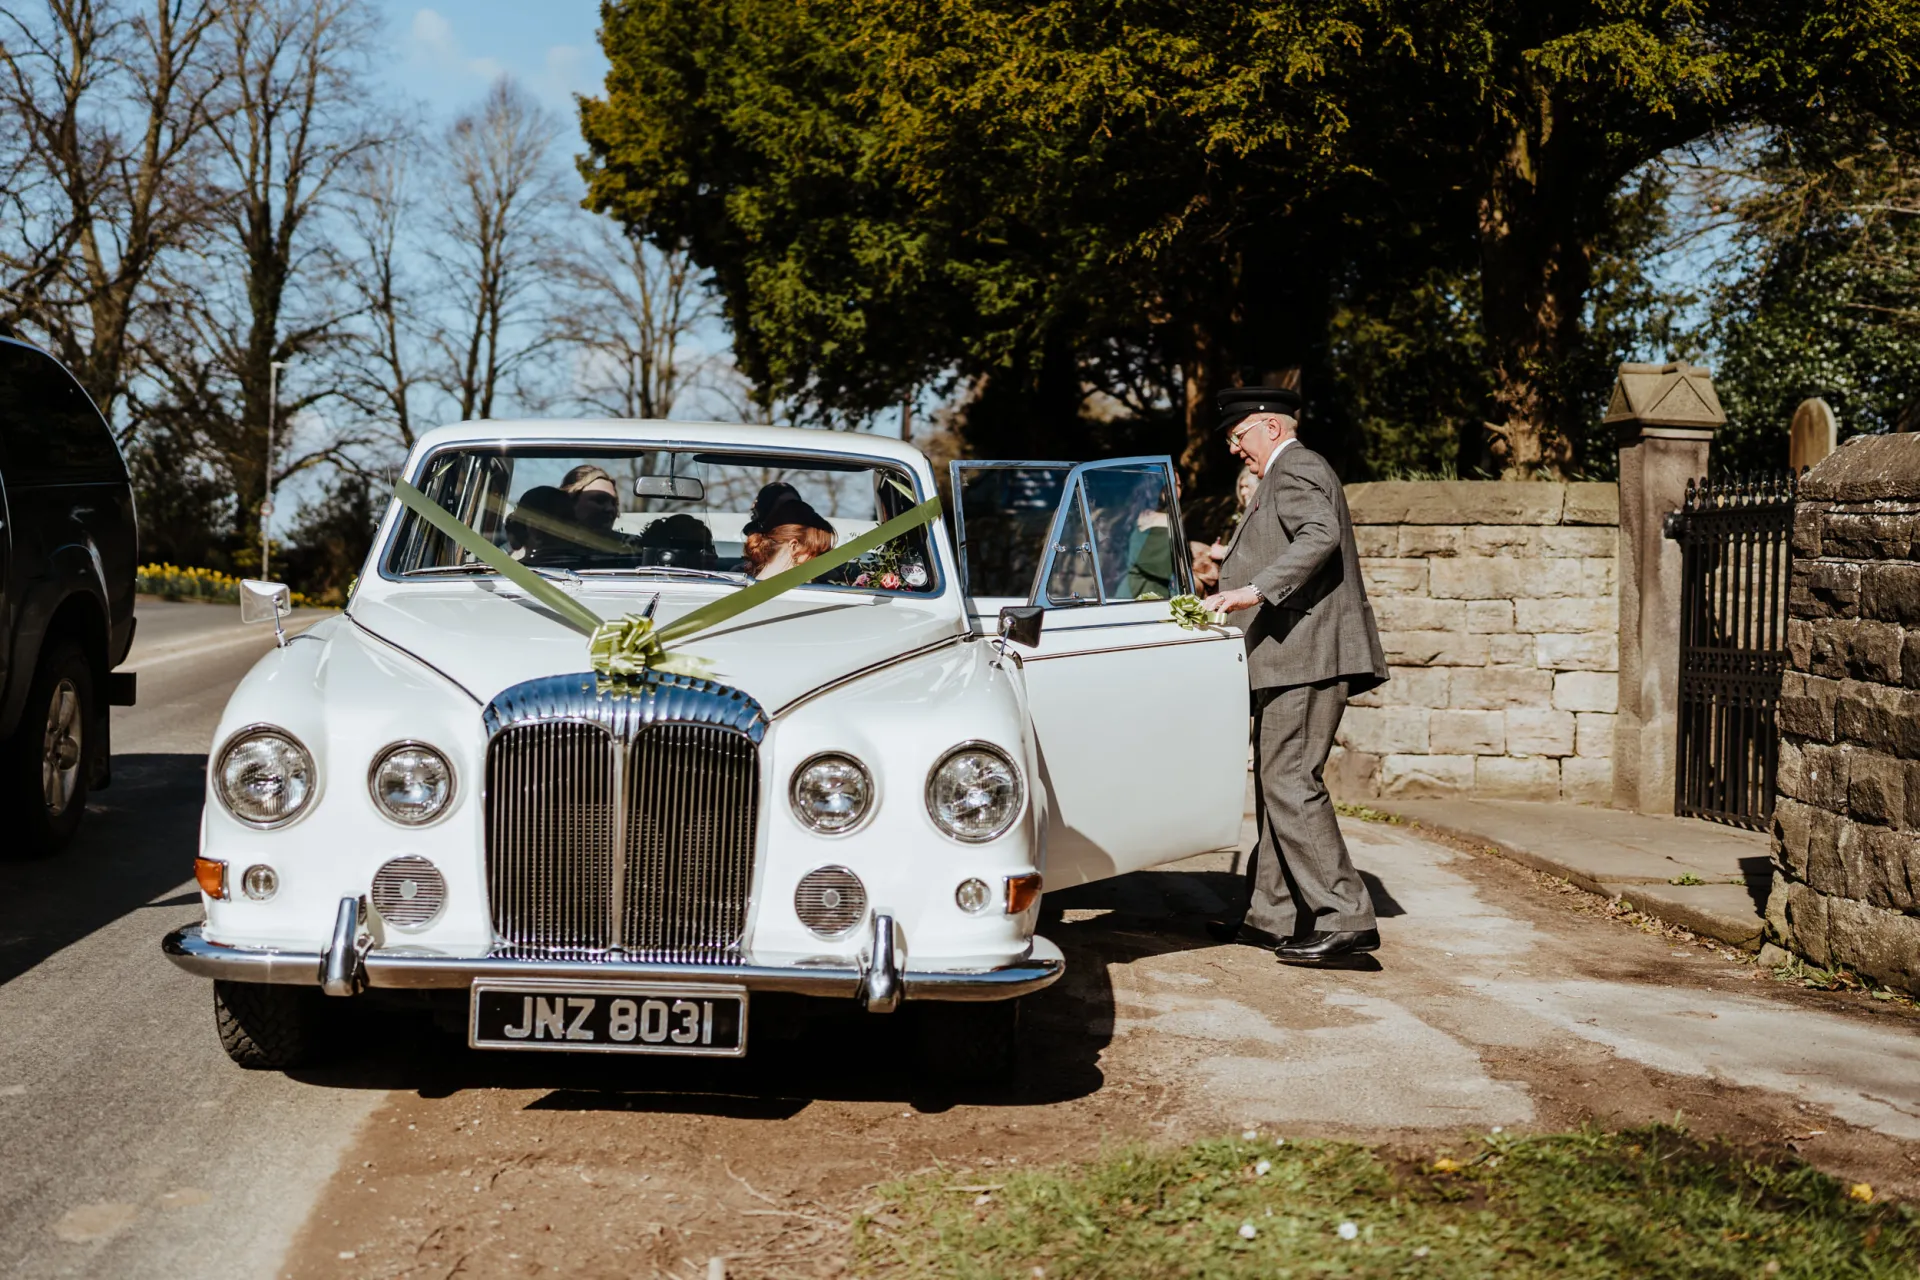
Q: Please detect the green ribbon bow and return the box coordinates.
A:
[1169,593,1228,630]
[391,477,943,685]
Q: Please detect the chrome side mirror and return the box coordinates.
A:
[240,579,292,647]
[998,605,1044,648]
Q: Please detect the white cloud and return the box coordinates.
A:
[400,7,594,111]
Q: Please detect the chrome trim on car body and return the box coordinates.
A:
[769,634,967,720]
[212,723,320,830]
[481,670,770,745]
[924,740,1025,844]
[161,924,1066,1001]
[1017,633,1243,662]
[367,739,458,827]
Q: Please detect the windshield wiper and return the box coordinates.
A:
[578,566,751,584]
[405,563,582,583]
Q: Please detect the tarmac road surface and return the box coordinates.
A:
[3,598,1919,1279]
[0,600,361,1280]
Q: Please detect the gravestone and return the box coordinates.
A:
[1789,397,1838,471]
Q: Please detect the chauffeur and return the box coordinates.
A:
[1201,387,1389,964]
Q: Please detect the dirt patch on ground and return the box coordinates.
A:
[283,828,1920,1280]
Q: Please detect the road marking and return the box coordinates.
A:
[127,622,318,670]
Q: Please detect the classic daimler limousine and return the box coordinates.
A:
[163,421,1249,1081]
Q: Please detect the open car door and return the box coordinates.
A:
[950,457,1249,889]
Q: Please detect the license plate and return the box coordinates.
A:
[469,982,747,1056]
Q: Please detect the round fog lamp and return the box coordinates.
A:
[926,744,1022,843]
[241,864,279,901]
[370,742,455,825]
[955,877,992,914]
[216,727,315,827]
[790,753,873,834]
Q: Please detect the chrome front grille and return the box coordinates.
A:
[482,673,767,962]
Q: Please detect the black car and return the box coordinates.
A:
[0,336,138,855]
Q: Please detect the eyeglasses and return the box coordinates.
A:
[1227,424,1253,449]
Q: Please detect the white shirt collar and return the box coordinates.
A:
[1262,437,1297,476]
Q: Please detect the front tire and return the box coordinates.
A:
[917,999,1021,1087]
[1,641,94,858]
[215,981,323,1070]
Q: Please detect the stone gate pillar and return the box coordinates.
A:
[1609,362,1725,813]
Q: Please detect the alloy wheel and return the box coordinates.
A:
[41,678,82,815]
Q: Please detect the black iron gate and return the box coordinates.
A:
[1673,473,1798,828]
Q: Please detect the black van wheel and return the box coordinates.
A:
[215,981,324,1070]
[2,641,93,857]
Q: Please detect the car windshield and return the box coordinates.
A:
[383,445,939,595]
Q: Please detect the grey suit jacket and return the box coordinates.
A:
[1219,443,1389,693]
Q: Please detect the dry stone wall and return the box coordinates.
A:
[1332,481,1620,803]
[1770,434,1920,993]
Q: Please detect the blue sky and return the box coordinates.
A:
[370,1,610,122]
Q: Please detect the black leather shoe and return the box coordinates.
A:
[1273,929,1381,964]
[1206,920,1294,950]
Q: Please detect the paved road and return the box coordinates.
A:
[0,601,367,1280]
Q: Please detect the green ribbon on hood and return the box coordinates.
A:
[390,478,943,684]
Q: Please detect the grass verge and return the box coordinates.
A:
[854,1126,1917,1278]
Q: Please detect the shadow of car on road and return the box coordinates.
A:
[0,752,204,986]
[281,866,1278,1117]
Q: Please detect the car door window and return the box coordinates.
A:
[1081,462,1186,602]
[1038,458,1190,607]
[949,462,1071,598]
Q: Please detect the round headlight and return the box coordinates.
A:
[369,742,455,825]
[790,753,873,834]
[216,727,315,827]
[926,743,1022,843]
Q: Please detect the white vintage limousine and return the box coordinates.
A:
[163,421,1249,1081]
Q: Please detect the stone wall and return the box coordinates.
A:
[1332,481,1620,802]
[1770,434,1920,993]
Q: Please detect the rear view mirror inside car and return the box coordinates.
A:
[634,475,705,502]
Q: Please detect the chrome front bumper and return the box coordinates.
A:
[162,900,1063,1008]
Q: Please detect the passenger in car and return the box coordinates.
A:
[504,486,576,561]
[742,481,800,536]
[742,497,835,579]
[561,464,623,534]
[639,513,719,570]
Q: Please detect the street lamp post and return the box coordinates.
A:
[263,360,286,578]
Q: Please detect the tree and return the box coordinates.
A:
[335,137,432,451]
[0,0,225,416]
[1704,123,1920,473]
[562,223,715,421]
[583,0,1920,485]
[436,76,567,422]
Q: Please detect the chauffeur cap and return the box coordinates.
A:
[1216,386,1304,433]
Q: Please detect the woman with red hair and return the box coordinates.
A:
[742,496,835,579]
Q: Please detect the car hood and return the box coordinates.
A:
[347,584,968,713]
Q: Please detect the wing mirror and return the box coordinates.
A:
[998,605,1044,647]
[239,578,292,647]
[634,474,705,502]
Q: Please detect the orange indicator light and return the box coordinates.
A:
[1005,872,1043,915]
[194,856,229,900]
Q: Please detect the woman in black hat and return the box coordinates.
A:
[741,496,836,579]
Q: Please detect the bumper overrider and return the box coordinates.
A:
[163,896,1064,1011]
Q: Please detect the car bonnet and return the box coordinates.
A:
[347,584,968,714]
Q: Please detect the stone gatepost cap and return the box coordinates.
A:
[1605,360,1726,433]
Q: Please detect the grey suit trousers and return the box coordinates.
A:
[1242,679,1377,937]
